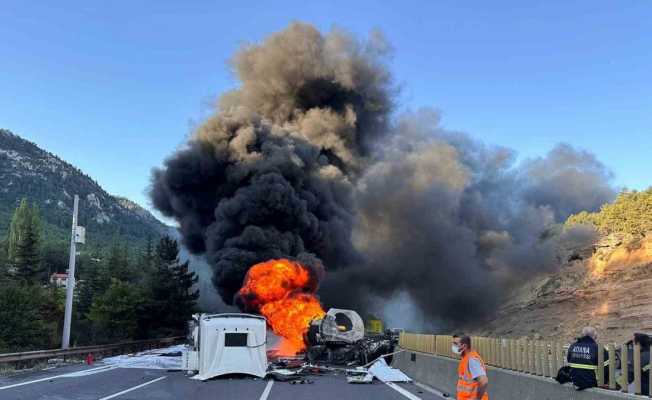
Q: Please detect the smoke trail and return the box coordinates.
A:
[151,23,615,329]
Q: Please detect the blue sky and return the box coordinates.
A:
[1,1,650,218]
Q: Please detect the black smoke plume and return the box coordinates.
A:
[151,23,391,304]
[151,23,615,328]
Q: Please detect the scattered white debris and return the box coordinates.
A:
[368,358,411,383]
[347,372,374,384]
[102,344,186,370]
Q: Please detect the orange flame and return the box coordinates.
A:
[238,259,325,354]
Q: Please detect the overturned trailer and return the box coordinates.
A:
[305,308,394,365]
[183,313,268,380]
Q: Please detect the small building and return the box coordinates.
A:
[50,272,69,288]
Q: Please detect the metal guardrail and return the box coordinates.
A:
[0,336,184,365]
[400,332,652,397]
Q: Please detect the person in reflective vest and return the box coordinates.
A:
[453,335,489,400]
[567,326,609,390]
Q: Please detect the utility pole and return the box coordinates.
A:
[62,195,82,349]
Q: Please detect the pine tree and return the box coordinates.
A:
[7,200,44,283]
[7,199,30,263]
[106,236,132,282]
[88,279,144,341]
[140,236,199,336]
[169,259,199,330]
[0,239,9,283]
[0,283,50,351]
[137,235,155,278]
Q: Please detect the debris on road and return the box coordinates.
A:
[368,358,411,383]
[346,368,374,384]
[102,344,185,370]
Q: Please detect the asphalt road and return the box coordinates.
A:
[0,363,447,400]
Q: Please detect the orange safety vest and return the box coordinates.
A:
[457,351,489,400]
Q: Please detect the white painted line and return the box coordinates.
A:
[385,382,422,400]
[98,376,167,400]
[64,366,118,377]
[259,379,274,400]
[0,365,116,390]
[414,382,448,398]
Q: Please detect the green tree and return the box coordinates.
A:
[168,257,199,330]
[88,279,144,341]
[106,236,132,282]
[7,200,44,283]
[137,235,155,279]
[0,238,8,283]
[140,236,198,337]
[0,283,52,352]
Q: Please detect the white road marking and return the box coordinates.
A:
[98,376,167,400]
[414,382,448,398]
[385,382,422,400]
[0,365,116,390]
[259,379,274,400]
[62,366,118,377]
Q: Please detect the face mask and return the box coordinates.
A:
[452,344,462,355]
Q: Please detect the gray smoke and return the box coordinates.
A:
[151,24,615,329]
[320,109,614,329]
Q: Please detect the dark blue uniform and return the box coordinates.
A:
[567,335,609,390]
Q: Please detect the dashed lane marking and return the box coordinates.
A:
[259,379,274,400]
[385,382,422,400]
[414,382,448,398]
[97,376,167,400]
[0,365,117,390]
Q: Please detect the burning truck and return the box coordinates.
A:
[183,259,395,378]
[237,259,394,365]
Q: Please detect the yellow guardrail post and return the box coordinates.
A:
[509,339,515,370]
[535,341,542,376]
[597,341,604,386]
[634,340,641,394]
[621,342,629,393]
[608,343,616,390]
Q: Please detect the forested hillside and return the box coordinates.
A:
[0,129,167,246]
[0,130,199,352]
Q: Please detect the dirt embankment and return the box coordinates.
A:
[481,233,652,344]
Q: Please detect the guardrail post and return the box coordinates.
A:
[634,341,641,394]
[535,341,543,376]
[649,355,652,399]
[557,342,565,371]
[597,341,604,386]
[520,339,526,373]
[522,339,528,373]
[530,340,536,374]
[622,343,629,393]
[608,343,616,390]
[542,341,550,377]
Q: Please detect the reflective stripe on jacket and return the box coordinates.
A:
[457,351,489,400]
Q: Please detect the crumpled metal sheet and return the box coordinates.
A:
[368,358,412,382]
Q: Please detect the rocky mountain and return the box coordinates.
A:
[0,129,168,246]
[482,232,652,344]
